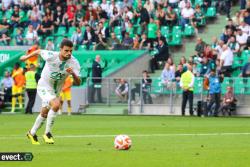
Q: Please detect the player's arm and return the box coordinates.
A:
[66,68,81,86]
[19,49,41,61]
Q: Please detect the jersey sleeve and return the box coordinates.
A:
[40,50,55,61]
[72,59,81,77]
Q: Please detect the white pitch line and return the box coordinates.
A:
[0,132,250,140]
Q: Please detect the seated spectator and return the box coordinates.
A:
[204,45,216,60]
[155,31,167,45]
[71,27,84,47]
[227,36,240,54]
[180,2,194,29]
[94,33,108,50]
[236,28,248,48]
[150,38,169,73]
[139,33,151,50]
[240,59,250,77]
[96,6,109,20]
[220,45,234,77]
[107,32,121,50]
[11,5,21,27]
[38,16,54,38]
[45,39,55,51]
[84,5,98,22]
[83,25,96,50]
[132,34,140,50]
[220,86,236,116]
[122,32,133,49]
[200,57,211,77]
[179,0,191,10]
[62,6,76,30]
[155,4,165,26]
[238,21,250,35]
[115,78,129,103]
[28,16,41,32]
[135,3,150,34]
[192,5,205,34]
[167,57,176,72]
[25,25,38,45]
[96,22,109,41]
[225,19,237,33]
[220,28,233,44]
[232,11,243,26]
[164,6,177,27]
[214,40,225,57]
[161,63,175,89]
[28,5,42,21]
[0,34,11,45]
[243,9,250,27]
[179,56,188,67]
[0,18,10,36]
[15,28,24,45]
[195,37,206,57]
[109,6,121,30]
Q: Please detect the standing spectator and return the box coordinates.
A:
[59,76,74,115]
[11,63,25,113]
[180,64,194,116]
[115,79,129,103]
[131,70,153,104]
[25,25,38,45]
[90,55,103,103]
[220,45,233,77]
[206,70,222,116]
[144,0,154,16]
[25,64,37,114]
[53,6,64,31]
[200,57,211,77]
[1,71,13,103]
[165,6,177,27]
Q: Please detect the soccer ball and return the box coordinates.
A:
[114,135,132,150]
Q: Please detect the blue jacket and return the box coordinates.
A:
[209,76,221,94]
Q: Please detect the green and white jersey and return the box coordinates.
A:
[38,50,80,94]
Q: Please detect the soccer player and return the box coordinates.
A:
[20,39,81,145]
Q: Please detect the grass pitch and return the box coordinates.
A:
[0,114,250,167]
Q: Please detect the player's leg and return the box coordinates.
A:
[27,107,49,145]
[59,92,64,115]
[11,85,17,113]
[43,97,61,144]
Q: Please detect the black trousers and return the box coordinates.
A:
[25,89,37,114]
[181,90,193,116]
[207,93,221,116]
[131,87,153,104]
[90,84,103,103]
[4,87,12,102]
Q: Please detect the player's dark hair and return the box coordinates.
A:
[60,39,73,48]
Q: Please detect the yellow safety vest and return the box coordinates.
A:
[25,71,37,89]
[181,70,194,91]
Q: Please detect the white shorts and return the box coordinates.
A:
[37,86,57,107]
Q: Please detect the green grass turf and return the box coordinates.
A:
[0,115,250,167]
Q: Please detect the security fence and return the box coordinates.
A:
[83,77,250,116]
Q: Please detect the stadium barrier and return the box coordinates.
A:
[82,77,250,116]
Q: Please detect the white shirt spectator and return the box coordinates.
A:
[25,30,38,45]
[2,0,11,9]
[169,0,179,3]
[179,0,190,9]
[236,33,248,45]
[220,48,233,66]
[181,7,194,18]
[239,25,250,35]
[101,2,109,13]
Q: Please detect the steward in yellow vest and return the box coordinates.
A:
[25,64,38,114]
[180,64,195,116]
